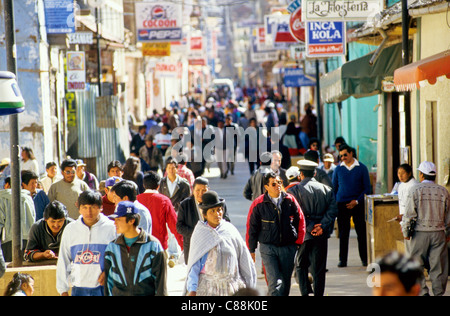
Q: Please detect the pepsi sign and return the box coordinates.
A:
[135,2,182,42]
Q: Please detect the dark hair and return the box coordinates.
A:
[4,176,11,187]
[398,164,414,182]
[143,171,161,190]
[263,172,279,186]
[193,177,209,188]
[21,170,39,185]
[46,162,57,170]
[43,200,68,220]
[309,137,320,148]
[77,190,102,208]
[60,159,77,171]
[165,156,178,170]
[375,251,423,293]
[423,173,436,181]
[107,160,123,173]
[4,272,34,296]
[398,164,413,174]
[301,169,315,178]
[304,150,319,163]
[111,180,137,202]
[122,157,141,181]
[339,144,356,158]
[334,136,346,146]
[21,147,36,160]
[125,213,140,227]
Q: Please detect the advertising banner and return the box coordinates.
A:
[283,68,316,87]
[142,42,171,57]
[44,0,75,34]
[306,21,346,57]
[67,51,86,91]
[135,2,182,42]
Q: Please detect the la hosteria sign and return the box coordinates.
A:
[302,0,382,21]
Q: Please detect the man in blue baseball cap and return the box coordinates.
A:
[104,201,167,296]
[102,176,123,216]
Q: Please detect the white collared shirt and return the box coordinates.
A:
[340,159,360,171]
[167,175,179,197]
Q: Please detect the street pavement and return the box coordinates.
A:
[167,158,450,296]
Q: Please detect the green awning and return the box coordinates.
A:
[321,43,403,103]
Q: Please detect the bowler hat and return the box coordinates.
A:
[198,191,225,210]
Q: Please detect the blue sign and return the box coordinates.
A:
[283,68,316,87]
[44,0,75,34]
[306,21,346,57]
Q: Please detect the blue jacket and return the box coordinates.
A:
[32,189,50,221]
[104,229,167,296]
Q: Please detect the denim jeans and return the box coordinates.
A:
[259,243,297,296]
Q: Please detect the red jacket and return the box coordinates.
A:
[137,192,183,251]
[246,192,305,253]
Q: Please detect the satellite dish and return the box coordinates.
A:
[88,0,105,8]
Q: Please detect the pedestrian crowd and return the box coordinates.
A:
[0,89,448,297]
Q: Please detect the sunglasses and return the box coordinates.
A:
[341,153,349,157]
[64,170,76,175]
[270,180,283,187]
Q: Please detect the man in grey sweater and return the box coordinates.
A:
[401,161,450,296]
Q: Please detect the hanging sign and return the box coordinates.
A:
[302,0,383,21]
[289,8,305,42]
[142,42,171,57]
[67,51,86,91]
[306,21,346,57]
[135,2,182,42]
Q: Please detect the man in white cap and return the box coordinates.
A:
[401,161,450,296]
[287,159,338,296]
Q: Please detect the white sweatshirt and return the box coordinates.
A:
[56,214,116,294]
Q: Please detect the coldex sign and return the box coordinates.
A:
[289,8,305,42]
[135,2,182,42]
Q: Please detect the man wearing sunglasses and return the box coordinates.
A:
[48,159,89,219]
[246,172,305,296]
[332,144,371,268]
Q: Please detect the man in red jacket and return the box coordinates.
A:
[137,172,183,253]
[246,172,305,296]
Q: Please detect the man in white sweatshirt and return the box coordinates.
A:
[56,190,116,296]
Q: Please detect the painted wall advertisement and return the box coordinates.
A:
[67,51,86,91]
[306,21,346,57]
[135,2,182,42]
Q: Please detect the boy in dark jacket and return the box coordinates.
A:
[104,201,167,296]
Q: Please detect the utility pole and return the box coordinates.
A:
[96,7,102,96]
[4,0,22,267]
[401,0,411,153]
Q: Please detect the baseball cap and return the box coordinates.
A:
[109,201,137,219]
[417,161,436,176]
[323,153,334,163]
[105,176,123,188]
[286,166,300,180]
[75,159,86,166]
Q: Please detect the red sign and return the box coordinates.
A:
[289,8,305,43]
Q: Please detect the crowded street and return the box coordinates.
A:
[0,0,450,299]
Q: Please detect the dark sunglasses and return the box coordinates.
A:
[270,180,283,187]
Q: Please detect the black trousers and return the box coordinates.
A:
[337,202,367,264]
[296,235,328,296]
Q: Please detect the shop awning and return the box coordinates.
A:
[321,43,403,103]
[394,50,450,92]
